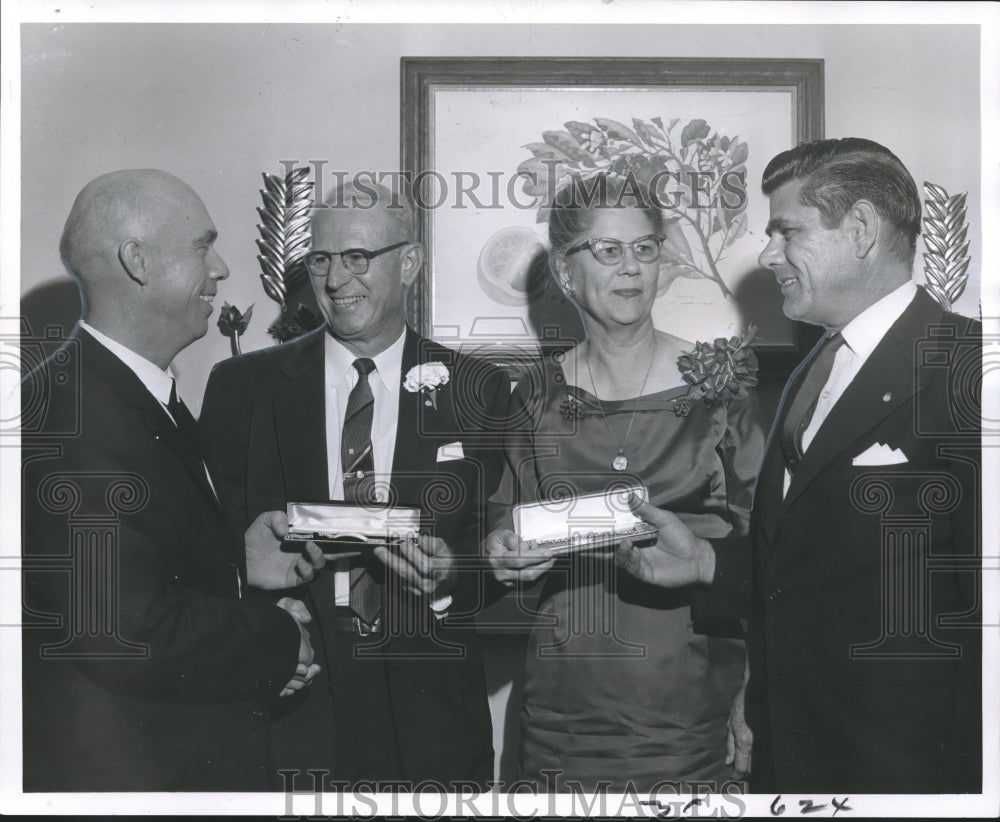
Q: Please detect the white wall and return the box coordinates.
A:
[20,23,983,412]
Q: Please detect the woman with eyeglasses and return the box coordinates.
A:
[485,172,764,792]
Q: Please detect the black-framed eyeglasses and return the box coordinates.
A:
[304,240,410,277]
[565,234,666,266]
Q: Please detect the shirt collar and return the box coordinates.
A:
[323,328,406,392]
[79,321,177,405]
[838,281,918,359]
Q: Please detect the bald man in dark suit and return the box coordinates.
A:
[21,169,324,791]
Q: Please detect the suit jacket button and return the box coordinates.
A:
[250,707,265,720]
[768,588,782,601]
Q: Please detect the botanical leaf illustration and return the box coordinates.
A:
[680,118,710,148]
[521,116,750,300]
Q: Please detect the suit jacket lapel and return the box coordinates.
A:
[756,337,821,545]
[152,406,222,508]
[272,327,439,507]
[779,288,942,516]
[392,328,445,482]
[76,329,221,510]
[272,328,330,501]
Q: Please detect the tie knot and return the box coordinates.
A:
[824,333,846,353]
[353,358,376,378]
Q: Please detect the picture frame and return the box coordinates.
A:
[400,57,825,376]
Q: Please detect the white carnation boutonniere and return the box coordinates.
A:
[403,362,450,410]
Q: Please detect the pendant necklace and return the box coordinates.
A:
[584,337,657,471]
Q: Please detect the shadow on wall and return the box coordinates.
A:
[733,265,819,426]
[20,279,82,341]
[524,249,585,348]
[733,265,788,346]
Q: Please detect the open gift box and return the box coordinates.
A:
[513,484,659,556]
[285,501,425,557]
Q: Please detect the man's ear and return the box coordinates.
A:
[119,239,150,285]
[847,200,879,259]
[400,243,424,287]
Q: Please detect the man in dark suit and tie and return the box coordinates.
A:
[21,169,326,791]
[616,138,982,793]
[199,182,510,789]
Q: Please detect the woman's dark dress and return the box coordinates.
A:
[495,352,764,791]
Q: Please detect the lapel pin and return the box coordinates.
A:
[882,392,892,402]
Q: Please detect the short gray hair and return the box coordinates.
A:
[321,179,415,241]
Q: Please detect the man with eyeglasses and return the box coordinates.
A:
[199,181,510,790]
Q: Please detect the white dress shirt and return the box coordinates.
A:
[783,281,918,497]
[323,330,405,605]
[80,321,177,415]
[322,330,405,502]
[322,330,452,614]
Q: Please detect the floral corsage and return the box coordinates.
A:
[404,362,450,410]
[671,324,759,417]
[560,393,583,421]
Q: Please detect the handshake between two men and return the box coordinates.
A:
[244,510,324,698]
[246,511,459,698]
[20,169,472,793]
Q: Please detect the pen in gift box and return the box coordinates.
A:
[514,484,659,557]
[284,501,426,559]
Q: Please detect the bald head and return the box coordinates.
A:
[60,169,229,368]
[60,169,202,287]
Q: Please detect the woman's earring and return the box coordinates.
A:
[562,279,575,294]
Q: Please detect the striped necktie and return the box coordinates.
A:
[341,358,382,626]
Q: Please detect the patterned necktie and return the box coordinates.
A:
[341,358,382,625]
[780,333,846,473]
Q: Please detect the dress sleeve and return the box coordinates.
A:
[693,391,765,623]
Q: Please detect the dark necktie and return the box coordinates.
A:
[341,358,382,625]
[780,333,846,473]
[168,379,220,503]
[168,379,201,457]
